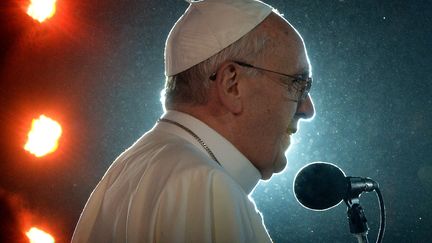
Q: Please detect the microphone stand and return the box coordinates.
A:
[345,197,369,243]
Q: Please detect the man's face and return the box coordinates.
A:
[240,14,315,180]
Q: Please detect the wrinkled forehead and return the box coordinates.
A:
[261,13,312,76]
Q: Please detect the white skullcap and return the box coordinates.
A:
[164,0,274,76]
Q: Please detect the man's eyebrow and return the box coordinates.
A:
[296,70,311,79]
[291,70,311,78]
[277,71,306,82]
[299,67,311,76]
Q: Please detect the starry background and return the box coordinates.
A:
[0,0,431,242]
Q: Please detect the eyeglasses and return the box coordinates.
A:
[234,61,312,102]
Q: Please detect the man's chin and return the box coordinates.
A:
[275,137,290,172]
[261,157,287,180]
[274,164,287,175]
[261,173,273,181]
[274,155,288,174]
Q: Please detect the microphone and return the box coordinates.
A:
[293,162,379,210]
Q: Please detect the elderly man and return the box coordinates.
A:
[72,0,315,242]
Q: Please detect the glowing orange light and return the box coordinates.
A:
[27,0,57,23]
[25,227,55,243]
[24,115,62,157]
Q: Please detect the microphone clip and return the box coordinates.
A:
[345,177,379,200]
[343,177,379,242]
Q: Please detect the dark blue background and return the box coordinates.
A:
[1,0,431,242]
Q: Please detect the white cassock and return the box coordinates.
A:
[72,110,272,243]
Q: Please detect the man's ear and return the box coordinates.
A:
[214,62,243,114]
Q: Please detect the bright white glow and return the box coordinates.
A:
[27,0,57,23]
[24,115,62,157]
[26,227,55,243]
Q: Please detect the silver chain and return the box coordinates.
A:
[158,118,221,166]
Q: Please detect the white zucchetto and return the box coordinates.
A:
[164,0,273,76]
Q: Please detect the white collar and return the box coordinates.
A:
[156,110,261,195]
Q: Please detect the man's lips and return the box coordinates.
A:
[286,128,297,134]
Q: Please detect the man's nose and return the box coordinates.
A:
[295,94,315,120]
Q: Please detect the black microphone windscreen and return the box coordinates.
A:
[293,162,348,210]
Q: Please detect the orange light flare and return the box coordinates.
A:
[24,115,62,158]
[26,227,55,243]
[27,0,57,23]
